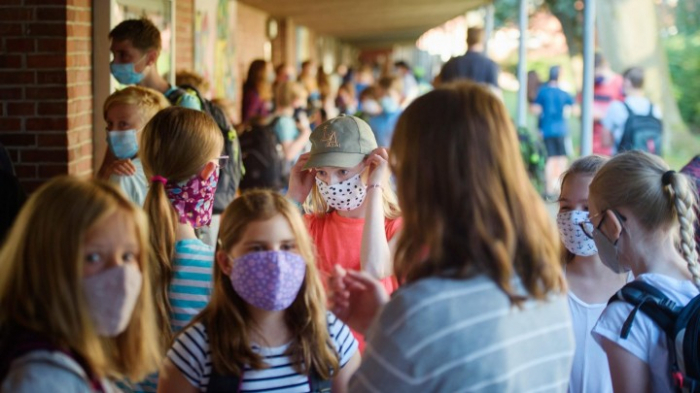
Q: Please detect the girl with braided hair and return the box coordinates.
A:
[588,151,700,393]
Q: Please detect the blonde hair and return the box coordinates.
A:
[275,81,307,109]
[176,69,210,93]
[189,190,339,378]
[390,81,564,301]
[589,151,700,288]
[140,107,224,347]
[0,176,160,380]
[103,85,170,126]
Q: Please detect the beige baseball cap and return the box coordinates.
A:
[303,114,377,169]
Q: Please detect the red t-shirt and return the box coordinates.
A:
[305,211,402,351]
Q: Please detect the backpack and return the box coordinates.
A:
[618,102,663,155]
[206,365,331,393]
[609,281,700,392]
[517,126,547,196]
[238,117,286,191]
[166,84,244,213]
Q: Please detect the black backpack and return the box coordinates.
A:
[238,117,287,191]
[609,281,700,392]
[206,365,331,393]
[166,84,244,213]
[618,102,663,155]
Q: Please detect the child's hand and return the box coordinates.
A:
[287,153,316,204]
[365,148,389,187]
[107,159,137,177]
[330,266,389,335]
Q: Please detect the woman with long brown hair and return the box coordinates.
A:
[241,59,273,124]
[331,81,575,392]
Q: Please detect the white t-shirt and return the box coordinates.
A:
[592,273,700,393]
[167,312,358,392]
[567,292,613,393]
[109,158,147,207]
[601,96,662,154]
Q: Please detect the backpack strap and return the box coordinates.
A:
[206,368,243,393]
[308,366,332,392]
[608,281,681,339]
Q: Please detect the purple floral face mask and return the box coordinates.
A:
[165,169,219,228]
[229,250,306,311]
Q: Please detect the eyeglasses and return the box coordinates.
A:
[579,210,627,239]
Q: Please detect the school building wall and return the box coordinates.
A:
[0,0,357,192]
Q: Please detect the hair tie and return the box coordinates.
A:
[151,175,168,185]
[662,170,676,186]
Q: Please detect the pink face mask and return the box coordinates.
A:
[165,169,219,228]
[229,250,306,311]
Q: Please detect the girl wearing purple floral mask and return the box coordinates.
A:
[138,107,224,391]
[158,190,360,393]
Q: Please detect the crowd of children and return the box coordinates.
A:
[4,16,700,393]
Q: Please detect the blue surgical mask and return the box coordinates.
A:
[380,96,400,113]
[110,60,145,85]
[107,130,139,159]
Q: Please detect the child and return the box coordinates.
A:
[273,81,312,165]
[97,86,169,206]
[138,106,224,391]
[286,114,402,351]
[556,155,629,393]
[366,76,402,148]
[0,176,160,392]
[158,190,360,392]
[589,151,700,392]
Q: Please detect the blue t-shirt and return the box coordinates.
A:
[368,111,401,148]
[273,115,299,143]
[535,85,574,138]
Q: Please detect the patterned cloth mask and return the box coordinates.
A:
[165,169,219,228]
[83,263,143,337]
[316,173,367,211]
[229,251,306,311]
[556,210,598,256]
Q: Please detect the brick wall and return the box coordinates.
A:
[175,0,193,71]
[0,0,93,192]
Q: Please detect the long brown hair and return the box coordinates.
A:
[0,176,161,380]
[140,107,223,348]
[590,151,700,288]
[243,59,272,101]
[390,81,565,302]
[190,190,339,378]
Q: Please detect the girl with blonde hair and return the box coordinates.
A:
[158,190,359,392]
[287,114,402,352]
[0,176,160,392]
[332,81,574,392]
[137,106,224,391]
[589,151,700,393]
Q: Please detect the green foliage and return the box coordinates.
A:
[665,32,700,134]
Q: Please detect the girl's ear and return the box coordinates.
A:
[601,210,623,242]
[200,161,218,180]
[216,250,233,276]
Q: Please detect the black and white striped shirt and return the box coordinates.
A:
[167,312,358,392]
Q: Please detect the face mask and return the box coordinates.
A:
[110,57,146,85]
[107,130,139,159]
[556,210,598,256]
[362,99,381,115]
[316,172,367,211]
[83,263,142,337]
[165,169,219,228]
[229,250,306,311]
[380,96,400,113]
[591,213,630,274]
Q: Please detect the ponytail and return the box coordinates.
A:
[143,179,178,348]
[665,171,700,289]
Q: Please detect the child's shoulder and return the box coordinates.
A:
[175,238,215,255]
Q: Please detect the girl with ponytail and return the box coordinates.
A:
[137,106,224,392]
[588,151,700,393]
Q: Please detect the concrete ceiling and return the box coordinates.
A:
[238,0,490,48]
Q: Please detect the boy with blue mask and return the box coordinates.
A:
[365,76,403,148]
[100,86,169,206]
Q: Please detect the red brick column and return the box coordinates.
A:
[0,0,93,192]
[176,0,194,72]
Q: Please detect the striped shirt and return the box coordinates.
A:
[167,312,358,392]
[349,274,575,393]
[126,239,215,393]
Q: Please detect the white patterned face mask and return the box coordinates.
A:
[83,263,143,337]
[556,210,598,256]
[316,173,367,211]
